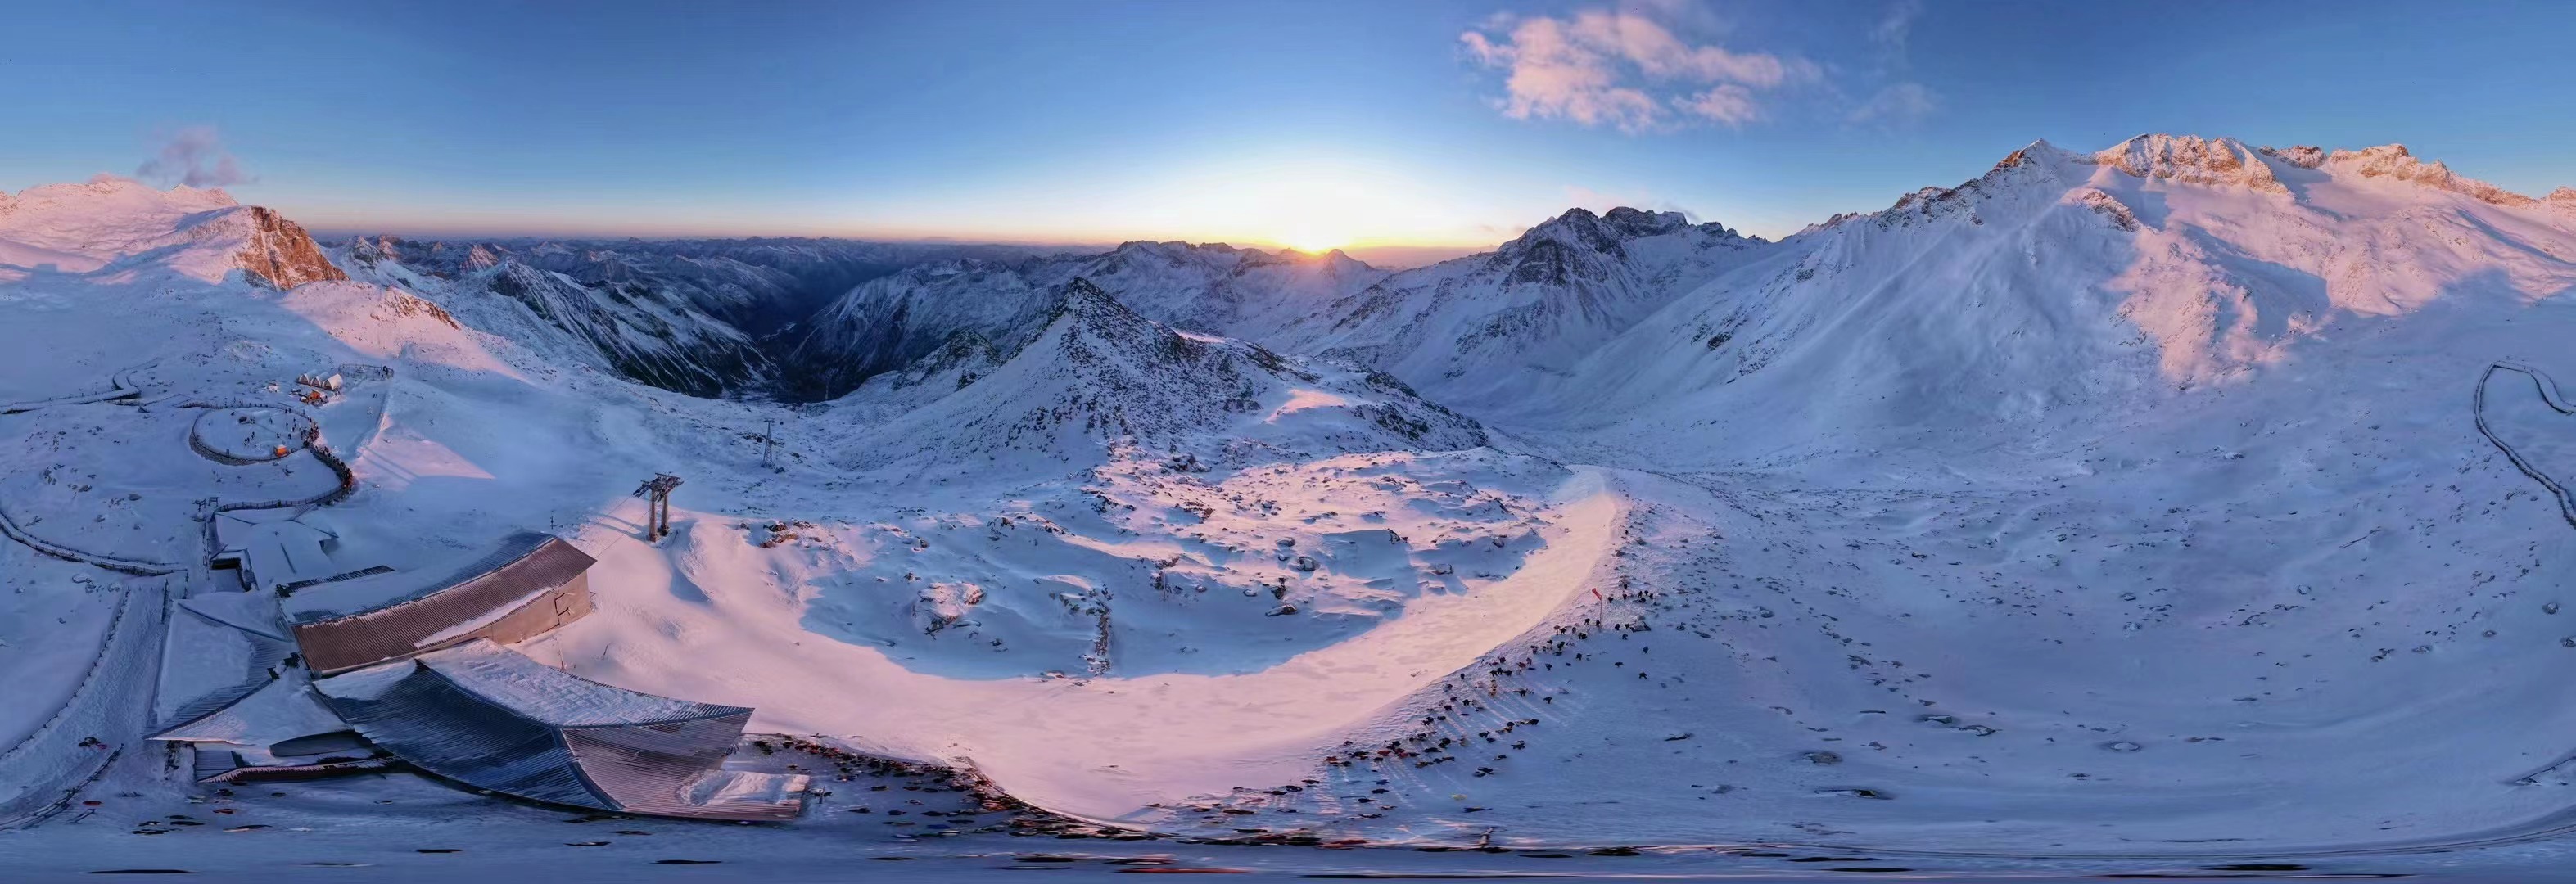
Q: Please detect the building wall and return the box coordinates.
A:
[293,539,595,674]
[472,572,594,650]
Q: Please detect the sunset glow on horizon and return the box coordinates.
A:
[4,1,2571,260]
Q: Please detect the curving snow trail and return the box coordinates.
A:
[550,467,1622,822]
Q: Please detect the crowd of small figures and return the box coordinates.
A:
[755,736,1148,841]
[750,536,1686,846]
[746,520,825,548]
[1171,571,1679,836]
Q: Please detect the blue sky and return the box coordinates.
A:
[5,0,2571,262]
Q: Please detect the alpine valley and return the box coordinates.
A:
[10,135,2576,876]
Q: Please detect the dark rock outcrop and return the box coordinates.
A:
[233,205,347,290]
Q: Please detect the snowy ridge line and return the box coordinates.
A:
[2473,362,2576,530]
[0,579,170,829]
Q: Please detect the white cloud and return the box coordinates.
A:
[136,126,252,188]
[1870,0,1922,61]
[1848,82,1938,124]
[1676,83,1760,126]
[1462,8,1814,133]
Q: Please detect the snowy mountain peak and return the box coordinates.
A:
[1101,238,1380,274]
[846,271,1486,470]
[1504,206,1691,256]
[2072,135,2541,207]
[0,174,339,288]
[1051,276,1124,318]
[2317,142,2537,206]
[1110,240,1232,261]
[228,205,347,290]
[2261,144,2330,169]
[1993,138,2081,171]
[2550,187,2576,211]
[1487,206,1751,277]
[1,174,239,215]
[1042,276,1205,359]
[2088,133,2285,192]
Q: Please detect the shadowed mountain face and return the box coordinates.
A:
[772,241,1390,402]
[320,209,1762,405]
[332,236,1091,399]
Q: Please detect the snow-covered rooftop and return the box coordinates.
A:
[321,638,745,728]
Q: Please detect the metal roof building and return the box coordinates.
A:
[314,640,807,821]
[151,672,395,783]
[288,532,596,674]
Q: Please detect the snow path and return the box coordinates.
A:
[555,467,1622,822]
[0,578,170,828]
[0,359,153,415]
[0,500,183,575]
[2476,362,2576,529]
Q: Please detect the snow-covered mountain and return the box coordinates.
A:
[333,236,1099,399]
[839,277,1485,473]
[779,209,1765,408]
[1271,206,1764,401]
[777,241,1387,401]
[0,174,342,290]
[15,133,2576,864]
[339,237,778,397]
[1489,134,2576,461]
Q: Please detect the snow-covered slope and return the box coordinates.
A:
[341,238,775,398]
[13,133,2576,864]
[1272,206,1765,403]
[1251,134,2576,850]
[787,210,1761,408]
[0,174,343,289]
[839,277,1485,475]
[779,241,1387,400]
[1497,135,2576,462]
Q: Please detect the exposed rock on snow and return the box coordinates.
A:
[2261,143,2329,169]
[0,175,344,288]
[2090,133,2287,192]
[228,205,346,289]
[2321,142,2538,206]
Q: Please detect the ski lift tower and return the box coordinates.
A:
[634,473,684,541]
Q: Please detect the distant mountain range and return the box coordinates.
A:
[13,134,2576,850]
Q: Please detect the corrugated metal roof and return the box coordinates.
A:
[290,532,595,674]
[323,656,605,807]
[312,641,806,820]
[405,638,738,727]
